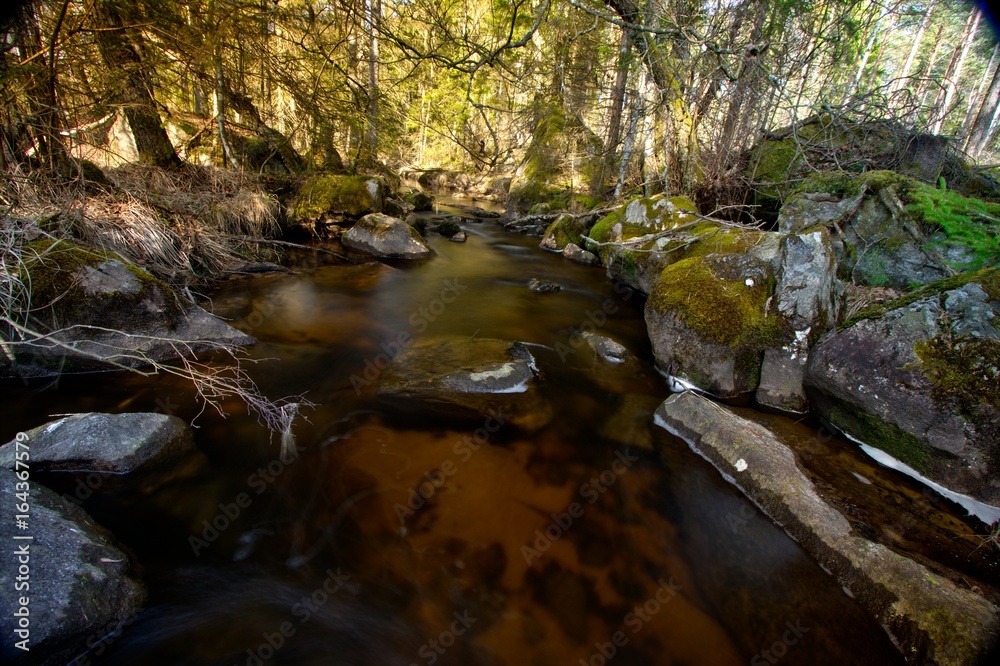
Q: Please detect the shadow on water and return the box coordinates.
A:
[4,197,982,665]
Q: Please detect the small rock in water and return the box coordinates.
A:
[562,243,599,265]
[437,219,462,237]
[528,278,561,294]
[449,231,468,242]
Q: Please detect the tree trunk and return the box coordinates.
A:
[931,7,980,134]
[94,1,181,168]
[961,42,999,140]
[966,57,1000,158]
[914,24,945,116]
[893,0,935,96]
[596,28,631,193]
[362,0,381,166]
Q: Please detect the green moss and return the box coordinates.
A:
[827,404,933,472]
[914,334,1000,418]
[648,255,782,348]
[841,267,1000,329]
[903,182,1000,270]
[293,174,381,221]
[750,138,799,186]
[19,239,178,325]
[589,195,698,244]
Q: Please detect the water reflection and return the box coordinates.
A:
[0,201,927,664]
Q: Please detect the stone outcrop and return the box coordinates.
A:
[655,391,1000,666]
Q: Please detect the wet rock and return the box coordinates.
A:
[377,337,552,431]
[407,190,434,212]
[581,332,633,365]
[383,197,414,218]
[757,229,841,412]
[6,241,254,377]
[231,262,291,275]
[0,413,195,476]
[654,391,1000,666]
[342,213,434,260]
[805,277,1000,504]
[449,231,468,243]
[0,468,145,666]
[645,253,778,397]
[437,219,462,237]
[562,243,599,265]
[528,278,561,294]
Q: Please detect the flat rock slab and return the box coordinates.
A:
[0,413,195,475]
[0,468,145,665]
[654,391,999,666]
[377,337,552,431]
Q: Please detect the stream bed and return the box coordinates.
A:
[2,199,995,665]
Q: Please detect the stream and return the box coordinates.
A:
[4,198,996,665]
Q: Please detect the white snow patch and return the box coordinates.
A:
[745,278,755,287]
[853,439,1000,525]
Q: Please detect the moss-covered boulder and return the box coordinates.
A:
[645,253,783,397]
[539,213,596,253]
[805,270,1000,504]
[291,174,385,223]
[6,240,253,376]
[589,195,781,294]
[341,213,434,260]
[777,170,999,289]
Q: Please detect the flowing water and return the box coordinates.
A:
[4,199,996,665]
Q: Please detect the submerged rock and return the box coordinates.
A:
[449,231,468,243]
[645,253,781,397]
[6,240,254,377]
[0,468,145,666]
[805,273,1000,505]
[654,391,1000,666]
[342,213,435,260]
[527,278,561,294]
[377,337,552,431]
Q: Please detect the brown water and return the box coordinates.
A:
[7,199,992,665]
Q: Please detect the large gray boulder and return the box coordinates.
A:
[0,468,145,665]
[805,278,1000,504]
[645,253,778,397]
[654,391,1000,666]
[377,337,551,431]
[342,213,434,260]
[757,229,841,412]
[7,241,255,377]
[0,413,195,476]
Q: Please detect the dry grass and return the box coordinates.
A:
[1,164,280,282]
[843,282,904,320]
